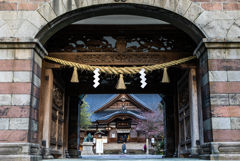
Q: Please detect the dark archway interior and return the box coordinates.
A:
[43,22,200,158]
[36,3,205,45]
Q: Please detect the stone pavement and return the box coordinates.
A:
[42,155,234,161]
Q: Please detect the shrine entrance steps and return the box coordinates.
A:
[93,143,154,155]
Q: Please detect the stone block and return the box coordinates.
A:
[0,24,13,37]
[208,59,240,71]
[208,49,226,59]
[212,129,240,142]
[31,108,38,121]
[210,94,229,106]
[184,3,203,22]
[203,118,211,131]
[31,119,38,132]
[0,17,6,27]
[201,83,209,98]
[164,0,178,11]
[88,0,99,5]
[201,72,209,87]
[9,118,29,130]
[176,0,192,16]
[0,60,33,71]
[226,49,240,59]
[5,19,23,30]
[212,105,240,118]
[33,74,41,88]
[0,72,13,82]
[50,0,67,16]
[154,0,167,7]
[143,0,155,5]
[231,118,240,129]
[75,0,88,8]
[33,63,41,78]
[212,117,231,130]
[203,20,234,38]
[0,82,31,94]
[209,71,227,82]
[0,94,11,106]
[33,86,40,99]
[227,23,240,38]
[0,106,30,118]
[37,3,57,22]
[0,50,15,60]
[195,11,214,29]
[31,96,39,109]
[0,131,28,142]
[228,71,240,81]
[63,0,77,11]
[12,94,31,106]
[200,62,208,78]
[202,95,210,109]
[229,94,240,105]
[13,71,32,83]
[199,50,208,67]
[15,49,33,60]
[0,118,9,130]
[27,11,48,29]
[34,52,42,68]
[15,20,39,38]
[209,82,240,94]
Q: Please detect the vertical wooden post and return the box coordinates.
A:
[64,95,70,158]
[42,69,54,159]
[188,69,199,157]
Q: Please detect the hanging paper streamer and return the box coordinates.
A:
[139,68,147,88]
[93,68,100,88]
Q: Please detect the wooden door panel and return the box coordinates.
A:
[178,71,191,155]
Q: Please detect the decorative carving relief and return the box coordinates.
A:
[47,34,196,53]
[75,54,167,64]
[179,87,189,108]
[53,86,63,108]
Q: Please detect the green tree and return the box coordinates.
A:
[80,96,92,130]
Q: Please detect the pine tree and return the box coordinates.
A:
[80,96,92,130]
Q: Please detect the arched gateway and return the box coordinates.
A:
[0,0,240,161]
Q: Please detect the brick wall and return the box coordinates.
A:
[0,49,42,143]
[200,47,240,143]
[191,0,240,11]
[0,0,239,11]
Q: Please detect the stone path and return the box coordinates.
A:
[42,155,234,161]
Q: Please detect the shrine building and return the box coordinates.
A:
[1,0,240,160]
[82,94,162,143]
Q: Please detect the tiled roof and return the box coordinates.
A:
[97,110,146,121]
[84,94,162,122]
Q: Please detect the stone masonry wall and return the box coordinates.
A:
[0,0,239,11]
[0,48,42,143]
[199,42,240,143]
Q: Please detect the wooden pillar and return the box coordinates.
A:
[42,69,54,159]
[163,95,175,158]
[64,95,70,158]
[189,69,200,157]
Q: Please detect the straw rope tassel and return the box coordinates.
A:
[116,74,126,90]
[162,68,170,83]
[70,67,79,83]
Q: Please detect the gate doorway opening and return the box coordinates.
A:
[38,19,203,159]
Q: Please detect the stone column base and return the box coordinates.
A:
[41,148,53,159]
[189,146,199,158]
[200,142,240,160]
[200,154,240,160]
[0,143,41,161]
[0,155,42,161]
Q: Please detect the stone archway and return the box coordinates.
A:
[1,1,240,161]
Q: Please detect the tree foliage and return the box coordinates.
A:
[80,96,92,130]
[132,104,164,139]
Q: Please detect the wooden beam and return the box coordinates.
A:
[48,52,193,66]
